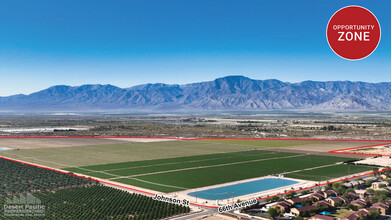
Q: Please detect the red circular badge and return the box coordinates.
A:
[327,6,381,60]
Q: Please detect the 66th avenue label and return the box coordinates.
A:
[218,199,257,213]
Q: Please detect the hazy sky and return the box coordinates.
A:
[0,0,390,96]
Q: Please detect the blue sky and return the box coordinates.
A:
[0,0,390,96]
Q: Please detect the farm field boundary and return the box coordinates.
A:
[1,136,391,210]
[329,142,391,156]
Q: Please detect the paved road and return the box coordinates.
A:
[168,209,216,220]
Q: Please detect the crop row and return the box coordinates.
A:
[0,158,95,196]
[0,185,190,220]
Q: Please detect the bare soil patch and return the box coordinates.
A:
[280,141,384,152]
[0,138,129,149]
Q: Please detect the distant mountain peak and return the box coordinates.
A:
[216,75,250,80]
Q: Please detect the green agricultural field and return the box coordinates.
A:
[0,138,374,195]
[69,150,280,172]
[0,140,288,168]
[65,150,372,193]
[0,139,351,168]
[114,156,370,192]
[67,150,295,177]
[285,164,372,181]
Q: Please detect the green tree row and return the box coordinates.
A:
[0,158,96,196]
[0,185,190,220]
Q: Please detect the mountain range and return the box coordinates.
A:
[1,76,391,112]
